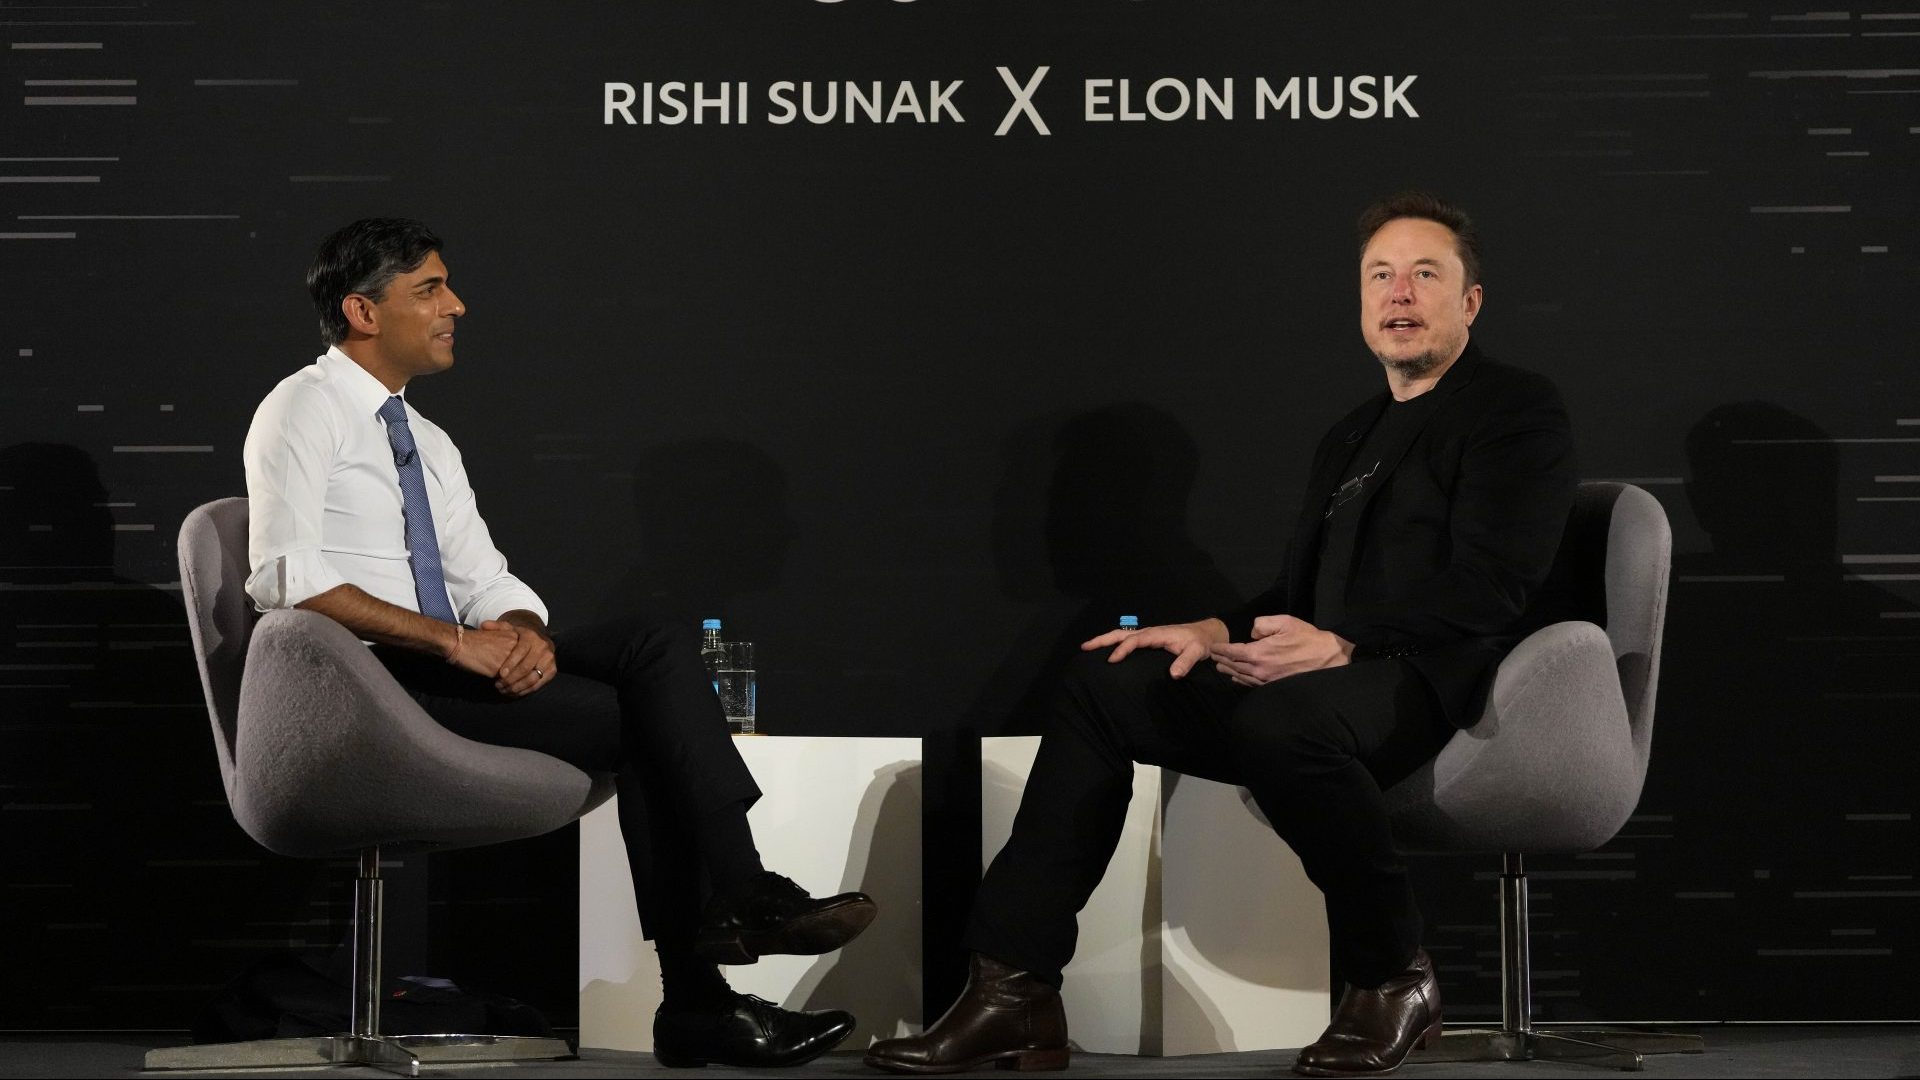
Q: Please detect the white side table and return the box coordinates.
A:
[580,735,923,1052]
[982,736,1330,1056]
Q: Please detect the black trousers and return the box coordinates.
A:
[376,614,762,943]
[965,649,1452,989]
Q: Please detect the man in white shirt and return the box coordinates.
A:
[245,218,874,1068]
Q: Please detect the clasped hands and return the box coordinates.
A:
[1081,614,1354,686]
[446,618,557,697]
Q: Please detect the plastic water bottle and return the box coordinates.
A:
[700,618,756,735]
[1118,614,1140,631]
[700,619,725,695]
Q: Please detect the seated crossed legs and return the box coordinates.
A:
[866,645,1452,1075]
[868,191,1574,1076]
[252,219,879,1070]
[378,611,878,1068]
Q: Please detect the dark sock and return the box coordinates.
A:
[657,941,734,1012]
[697,799,764,892]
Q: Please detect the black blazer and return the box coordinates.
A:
[1221,342,1577,727]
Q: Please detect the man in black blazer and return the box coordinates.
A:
[866,192,1576,1077]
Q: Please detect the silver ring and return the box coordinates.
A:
[532,667,544,678]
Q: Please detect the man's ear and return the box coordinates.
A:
[1461,283,1484,327]
[341,294,379,337]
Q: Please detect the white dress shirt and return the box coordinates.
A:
[243,346,548,627]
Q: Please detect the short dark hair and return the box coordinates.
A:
[1356,191,1481,288]
[306,218,443,346]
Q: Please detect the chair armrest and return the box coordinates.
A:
[1382,620,1643,854]
[229,609,607,857]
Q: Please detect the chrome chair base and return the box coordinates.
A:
[1405,858,1709,1071]
[142,849,574,1076]
[1410,1027,1705,1072]
[143,1033,575,1076]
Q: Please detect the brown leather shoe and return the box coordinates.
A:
[1293,949,1442,1077]
[864,953,1069,1073]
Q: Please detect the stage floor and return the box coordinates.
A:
[1,1025,1914,1078]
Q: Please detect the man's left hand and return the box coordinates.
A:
[1209,614,1355,687]
[483,613,556,697]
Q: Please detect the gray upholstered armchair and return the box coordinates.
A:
[147,497,614,1074]
[1393,481,1703,1069]
[1248,481,1704,1069]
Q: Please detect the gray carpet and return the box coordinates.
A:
[1,1026,1915,1078]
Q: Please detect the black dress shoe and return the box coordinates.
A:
[653,993,856,1068]
[696,871,878,965]
[1294,949,1442,1077]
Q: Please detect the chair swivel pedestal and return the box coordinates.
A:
[144,848,574,1077]
[1407,854,1704,1072]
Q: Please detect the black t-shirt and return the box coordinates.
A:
[1312,393,1438,629]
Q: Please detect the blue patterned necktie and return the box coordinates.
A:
[378,395,458,623]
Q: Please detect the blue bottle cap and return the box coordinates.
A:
[702,618,722,631]
[1119,615,1140,629]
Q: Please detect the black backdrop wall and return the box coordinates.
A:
[3,0,1915,1031]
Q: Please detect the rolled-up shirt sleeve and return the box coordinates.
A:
[430,439,549,627]
[243,383,350,611]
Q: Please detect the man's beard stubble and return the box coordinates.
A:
[1376,350,1447,379]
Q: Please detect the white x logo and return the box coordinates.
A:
[995,65,1051,136]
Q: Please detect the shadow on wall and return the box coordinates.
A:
[601,437,796,629]
[964,402,1243,736]
[0,444,330,1029]
[1539,402,1918,1021]
[1663,401,1912,805]
[1684,401,1841,577]
[787,761,924,1045]
[1159,771,1330,989]
[924,403,1245,1023]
